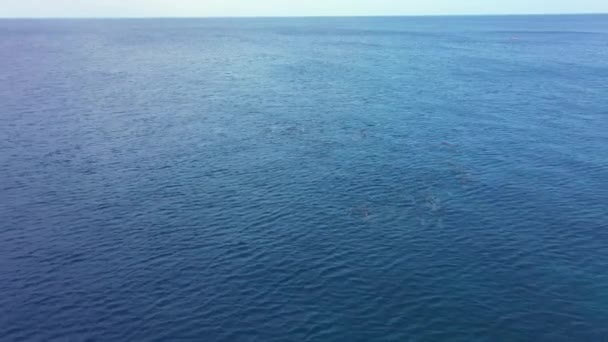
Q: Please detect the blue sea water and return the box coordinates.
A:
[1,15,607,341]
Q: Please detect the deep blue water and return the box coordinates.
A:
[1,15,607,341]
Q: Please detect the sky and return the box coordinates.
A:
[2,0,608,18]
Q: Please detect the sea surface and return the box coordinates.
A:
[1,15,607,341]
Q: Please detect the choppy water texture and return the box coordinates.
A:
[1,15,608,341]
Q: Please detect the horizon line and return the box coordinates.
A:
[1,12,607,20]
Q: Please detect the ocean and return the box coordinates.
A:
[1,15,607,341]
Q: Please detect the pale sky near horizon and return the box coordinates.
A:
[2,0,608,18]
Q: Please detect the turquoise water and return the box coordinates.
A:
[1,15,607,341]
